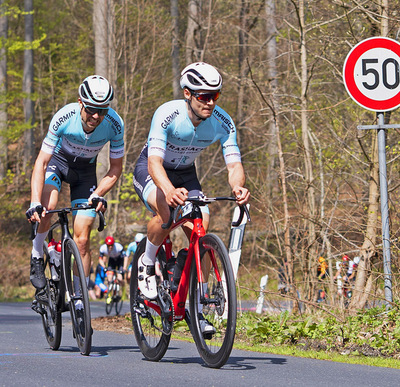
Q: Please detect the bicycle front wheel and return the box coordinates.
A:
[63,238,92,355]
[189,233,237,368]
[40,244,62,350]
[130,238,170,361]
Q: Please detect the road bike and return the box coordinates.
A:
[30,200,105,355]
[130,196,250,368]
[105,269,124,315]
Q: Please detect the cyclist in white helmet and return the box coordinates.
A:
[133,62,250,336]
[26,75,124,297]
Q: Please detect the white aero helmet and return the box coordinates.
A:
[135,233,145,243]
[79,75,114,106]
[180,62,222,91]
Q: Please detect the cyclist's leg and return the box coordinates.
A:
[30,182,60,289]
[134,161,171,298]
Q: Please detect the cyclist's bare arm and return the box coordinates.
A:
[226,162,250,205]
[148,155,188,208]
[89,156,123,212]
[28,150,53,223]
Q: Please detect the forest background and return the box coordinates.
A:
[1,0,400,313]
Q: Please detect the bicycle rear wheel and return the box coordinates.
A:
[63,238,92,355]
[130,238,170,361]
[39,244,62,350]
[189,233,237,368]
[115,286,123,316]
[105,283,115,315]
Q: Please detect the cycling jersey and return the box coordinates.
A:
[133,100,241,211]
[126,241,138,257]
[143,99,241,170]
[42,103,124,166]
[41,102,124,215]
[100,242,125,259]
[95,264,106,286]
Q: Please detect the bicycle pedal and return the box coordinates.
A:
[134,307,148,318]
[35,289,48,303]
[31,300,45,315]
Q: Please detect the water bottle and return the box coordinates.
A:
[166,256,176,289]
[171,248,188,291]
[49,240,61,281]
[48,238,57,276]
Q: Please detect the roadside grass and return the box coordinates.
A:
[148,304,400,370]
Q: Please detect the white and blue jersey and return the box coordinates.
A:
[133,100,241,211]
[145,99,240,169]
[42,103,124,215]
[42,102,124,166]
[126,241,138,258]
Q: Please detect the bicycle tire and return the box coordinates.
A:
[63,238,92,355]
[40,244,62,350]
[189,233,237,368]
[105,283,115,315]
[115,288,123,316]
[130,238,171,361]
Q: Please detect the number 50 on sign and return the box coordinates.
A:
[343,37,400,112]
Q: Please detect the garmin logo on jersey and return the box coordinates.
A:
[52,110,76,131]
[213,110,234,132]
[161,110,179,129]
[108,115,122,135]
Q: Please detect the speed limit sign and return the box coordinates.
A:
[343,37,400,111]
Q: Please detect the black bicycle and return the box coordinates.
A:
[105,269,124,316]
[30,200,105,355]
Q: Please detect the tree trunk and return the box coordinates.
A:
[93,0,119,235]
[0,0,7,179]
[23,0,35,172]
[299,0,317,301]
[186,0,201,63]
[94,0,111,183]
[237,0,250,147]
[265,0,278,198]
[171,0,180,99]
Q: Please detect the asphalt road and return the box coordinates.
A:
[1,302,399,386]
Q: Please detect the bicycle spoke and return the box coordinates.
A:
[189,233,237,368]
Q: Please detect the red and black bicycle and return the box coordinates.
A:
[130,196,249,368]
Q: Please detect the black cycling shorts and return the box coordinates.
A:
[133,152,207,213]
[44,153,97,216]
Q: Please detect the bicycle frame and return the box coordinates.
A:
[144,197,245,321]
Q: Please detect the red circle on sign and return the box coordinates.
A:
[343,37,400,111]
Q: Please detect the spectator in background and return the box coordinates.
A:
[316,256,328,302]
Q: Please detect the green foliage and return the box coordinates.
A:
[245,305,400,357]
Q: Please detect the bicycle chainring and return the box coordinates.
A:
[158,287,174,335]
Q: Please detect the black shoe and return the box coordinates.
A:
[30,256,46,289]
[31,299,44,315]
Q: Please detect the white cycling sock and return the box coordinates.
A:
[31,231,48,259]
[142,239,159,266]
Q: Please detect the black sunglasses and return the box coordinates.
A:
[83,103,109,116]
[190,90,220,102]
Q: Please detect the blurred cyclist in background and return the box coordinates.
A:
[126,233,145,282]
[99,236,127,303]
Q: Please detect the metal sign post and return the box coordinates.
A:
[343,37,400,308]
[358,116,400,306]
